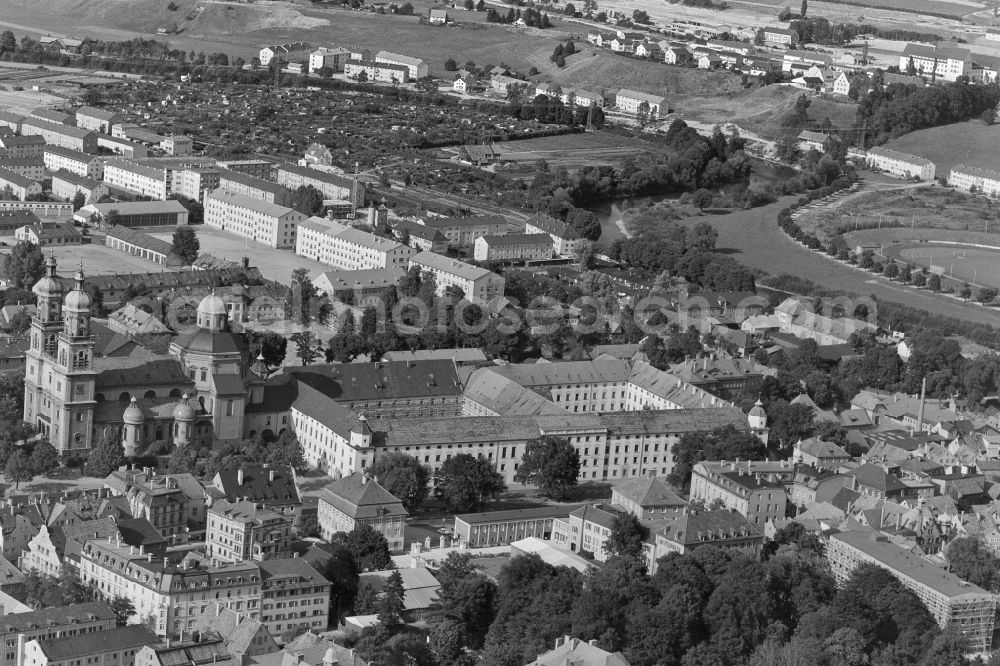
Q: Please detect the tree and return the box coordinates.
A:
[171,226,200,265]
[636,101,650,129]
[315,542,360,619]
[632,9,650,23]
[5,241,45,289]
[266,430,306,472]
[514,436,580,500]
[668,425,766,491]
[291,185,324,216]
[437,454,506,512]
[603,513,649,559]
[927,273,941,292]
[244,330,287,368]
[369,453,430,511]
[946,538,1000,592]
[71,191,86,211]
[290,331,320,366]
[977,287,998,304]
[86,429,125,478]
[110,595,136,627]
[342,524,392,571]
[29,441,59,476]
[377,570,405,626]
[912,270,926,287]
[444,58,458,71]
[692,189,713,211]
[800,0,807,15]
[4,449,32,489]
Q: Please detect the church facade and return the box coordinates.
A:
[24,257,255,456]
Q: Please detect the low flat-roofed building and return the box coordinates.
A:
[75,200,190,227]
[827,529,998,651]
[453,505,584,547]
[104,225,185,266]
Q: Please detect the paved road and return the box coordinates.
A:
[706,197,1000,328]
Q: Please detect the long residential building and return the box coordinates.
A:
[827,529,997,651]
[419,215,509,249]
[525,214,583,257]
[0,134,45,158]
[0,157,45,180]
[258,558,330,637]
[295,217,413,270]
[52,170,109,204]
[79,537,262,637]
[865,146,935,180]
[218,170,292,206]
[0,168,41,200]
[43,146,104,179]
[275,164,366,206]
[24,625,159,666]
[204,188,305,248]
[174,168,221,203]
[0,602,116,666]
[408,250,505,302]
[374,50,428,79]
[899,43,970,82]
[949,164,1000,195]
[21,119,98,153]
[344,59,410,84]
[473,233,553,262]
[614,90,666,119]
[75,106,122,134]
[103,159,168,199]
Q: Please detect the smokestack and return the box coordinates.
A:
[916,377,927,434]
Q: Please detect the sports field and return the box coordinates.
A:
[883,120,1000,177]
[890,244,1000,289]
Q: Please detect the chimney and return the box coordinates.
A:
[916,377,927,434]
[147,553,152,562]
[237,469,244,485]
[269,470,276,483]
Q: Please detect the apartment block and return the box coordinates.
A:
[344,59,409,84]
[218,170,292,206]
[949,164,1000,196]
[275,163,365,206]
[21,119,97,153]
[827,530,997,651]
[0,168,41,201]
[103,160,168,199]
[899,43,970,82]
[0,135,45,159]
[374,50,428,79]
[295,217,413,270]
[258,558,331,636]
[688,460,793,526]
[43,146,104,180]
[204,188,304,248]
[524,214,584,257]
[79,537,262,637]
[316,473,407,552]
[23,626,158,666]
[309,47,351,72]
[174,168,221,203]
[0,602,115,666]
[865,146,936,180]
[419,215,509,249]
[75,106,122,134]
[614,90,666,119]
[0,158,45,181]
[473,233,553,262]
[408,250,505,302]
[207,500,293,564]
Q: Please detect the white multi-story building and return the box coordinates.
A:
[949,164,1000,195]
[275,164,366,206]
[419,215,509,249]
[316,472,407,552]
[309,47,351,72]
[344,59,410,83]
[51,170,109,204]
[524,213,584,257]
[43,146,104,180]
[79,537,262,637]
[218,170,292,206]
[827,530,997,651]
[408,250,505,302]
[103,159,168,199]
[374,50,428,79]
[21,119,98,153]
[295,217,414,270]
[763,26,799,46]
[865,146,936,180]
[0,168,41,200]
[207,500,293,564]
[204,188,304,248]
[899,43,970,82]
[688,460,793,527]
[614,90,666,119]
[259,43,312,67]
[174,168,221,203]
[473,233,553,262]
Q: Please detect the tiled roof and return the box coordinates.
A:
[526,213,579,240]
[613,476,685,508]
[0,601,115,633]
[410,251,498,282]
[317,472,407,521]
[206,188,295,218]
[285,359,463,402]
[214,465,300,506]
[36,625,159,660]
[657,510,760,545]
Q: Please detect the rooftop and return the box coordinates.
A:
[206,188,296,218]
[35,625,159,660]
[410,250,499,282]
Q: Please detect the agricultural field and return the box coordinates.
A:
[796,186,1000,240]
[883,120,1000,177]
[817,0,983,19]
[491,131,665,170]
[0,84,65,115]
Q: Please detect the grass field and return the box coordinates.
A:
[883,120,1000,176]
[817,0,981,18]
[797,186,1000,240]
[888,244,1000,289]
[493,131,663,169]
[0,86,65,115]
[147,227,331,283]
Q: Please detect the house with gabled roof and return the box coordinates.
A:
[316,472,407,551]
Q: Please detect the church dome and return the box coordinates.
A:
[64,266,90,311]
[33,254,63,300]
[123,396,144,424]
[749,399,767,419]
[173,394,196,421]
[198,292,227,318]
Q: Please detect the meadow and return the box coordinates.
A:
[883,120,1000,177]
